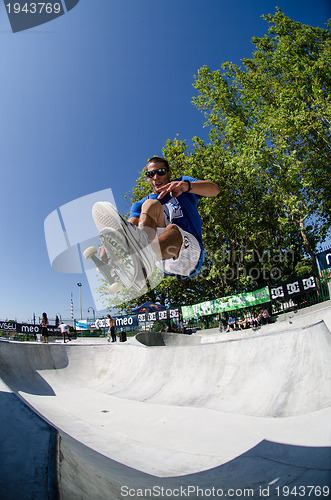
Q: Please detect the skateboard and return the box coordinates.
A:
[91,201,155,280]
[83,228,148,296]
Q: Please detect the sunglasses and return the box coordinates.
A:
[145,168,168,178]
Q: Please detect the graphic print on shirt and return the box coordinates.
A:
[183,236,190,249]
[163,198,183,225]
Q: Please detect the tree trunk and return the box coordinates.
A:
[298,217,319,278]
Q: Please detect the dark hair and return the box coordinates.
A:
[146,157,170,171]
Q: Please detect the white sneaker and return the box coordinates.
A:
[92,201,123,232]
[92,202,155,279]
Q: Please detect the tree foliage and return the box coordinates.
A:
[193,9,331,276]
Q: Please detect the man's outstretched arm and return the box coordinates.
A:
[158,179,220,199]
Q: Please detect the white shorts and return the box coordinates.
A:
[155,226,202,278]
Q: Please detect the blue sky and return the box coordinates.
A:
[0,0,330,323]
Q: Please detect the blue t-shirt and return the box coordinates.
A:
[130,176,204,251]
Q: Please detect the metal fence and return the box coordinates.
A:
[182,275,330,331]
[271,274,330,315]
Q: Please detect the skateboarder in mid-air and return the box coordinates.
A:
[85,157,220,294]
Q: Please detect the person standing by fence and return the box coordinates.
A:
[107,315,116,342]
[39,312,49,343]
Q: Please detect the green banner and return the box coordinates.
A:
[182,287,270,319]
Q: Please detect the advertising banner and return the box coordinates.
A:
[269,275,318,301]
[16,323,41,334]
[0,321,16,332]
[316,248,331,272]
[137,308,180,323]
[94,315,139,329]
[74,320,90,330]
[15,323,58,334]
[182,287,270,319]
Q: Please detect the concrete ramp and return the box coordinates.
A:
[0,304,331,499]
[124,321,331,417]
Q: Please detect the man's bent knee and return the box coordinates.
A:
[141,199,165,227]
[141,199,162,216]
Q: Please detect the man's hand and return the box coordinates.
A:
[157,179,220,199]
[98,245,109,264]
[157,180,189,199]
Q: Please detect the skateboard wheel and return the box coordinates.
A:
[108,282,123,295]
[83,246,97,259]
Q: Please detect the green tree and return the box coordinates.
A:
[193,9,331,277]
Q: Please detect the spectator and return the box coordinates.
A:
[39,312,49,343]
[238,315,249,330]
[178,312,184,334]
[226,315,237,332]
[261,308,270,325]
[257,308,270,326]
[107,314,116,342]
[218,314,227,332]
[250,312,260,328]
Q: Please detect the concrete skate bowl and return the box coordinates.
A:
[0,307,331,499]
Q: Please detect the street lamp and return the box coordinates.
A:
[77,283,82,320]
[87,307,95,321]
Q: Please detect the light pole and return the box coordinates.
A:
[77,283,82,320]
[87,307,95,321]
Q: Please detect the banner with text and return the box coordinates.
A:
[94,310,179,327]
[137,308,180,323]
[0,321,16,332]
[94,315,139,329]
[269,275,317,301]
[182,287,270,319]
[1,322,62,335]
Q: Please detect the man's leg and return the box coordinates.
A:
[138,199,182,260]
